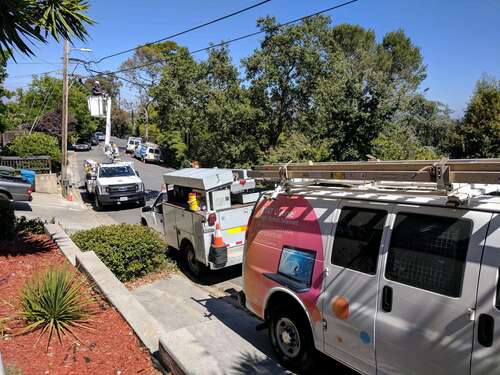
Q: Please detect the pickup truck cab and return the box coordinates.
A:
[84,160,145,210]
[243,179,500,374]
[141,168,263,276]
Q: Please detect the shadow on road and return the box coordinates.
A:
[13,202,33,212]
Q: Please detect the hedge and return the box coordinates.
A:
[71,224,170,282]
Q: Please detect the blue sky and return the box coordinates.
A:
[5,0,500,116]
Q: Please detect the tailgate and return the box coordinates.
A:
[217,205,252,247]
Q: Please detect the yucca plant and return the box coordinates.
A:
[19,267,94,347]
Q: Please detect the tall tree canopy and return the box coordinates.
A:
[0,0,94,58]
[461,76,500,158]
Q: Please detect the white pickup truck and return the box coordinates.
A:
[84,160,145,210]
[141,168,264,277]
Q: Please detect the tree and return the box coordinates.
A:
[4,74,97,137]
[0,0,94,58]
[461,76,500,158]
[310,25,427,161]
[242,16,329,149]
[120,41,178,141]
[5,132,61,162]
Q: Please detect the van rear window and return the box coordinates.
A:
[331,207,387,275]
[385,213,471,297]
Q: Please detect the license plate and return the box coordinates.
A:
[119,196,128,202]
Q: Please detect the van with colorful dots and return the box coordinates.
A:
[242,159,500,374]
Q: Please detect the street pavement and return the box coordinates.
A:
[73,137,244,288]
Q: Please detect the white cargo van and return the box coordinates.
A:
[242,159,500,374]
[141,168,264,276]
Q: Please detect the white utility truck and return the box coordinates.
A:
[84,160,145,210]
[141,168,263,276]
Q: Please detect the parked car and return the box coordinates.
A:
[71,138,92,151]
[242,160,500,374]
[134,142,161,163]
[141,168,263,276]
[126,137,142,153]
[0,176,32,202]
[95,131,105,142]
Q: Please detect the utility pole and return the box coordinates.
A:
[61,39,69,197]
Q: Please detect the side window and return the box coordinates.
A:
[331,207,388,275]
[385,213,471,297]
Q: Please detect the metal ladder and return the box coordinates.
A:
[248,159,500,205]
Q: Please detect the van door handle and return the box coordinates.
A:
[382,286,393,312]
[478,314,494,347]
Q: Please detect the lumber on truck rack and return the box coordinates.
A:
[248,158,500,206]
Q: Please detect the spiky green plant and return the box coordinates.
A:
[19,267,94,346]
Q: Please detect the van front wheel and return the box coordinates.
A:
[268,306,316,372]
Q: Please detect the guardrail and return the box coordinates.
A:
[0,156,52,174]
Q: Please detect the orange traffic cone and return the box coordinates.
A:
[67,191,74,202]
[213,223,225,248]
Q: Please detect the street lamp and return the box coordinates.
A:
[61,41,92,197]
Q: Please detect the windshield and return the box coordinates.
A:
[99,166,135,178]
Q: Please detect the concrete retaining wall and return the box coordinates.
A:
[35,173,59,194]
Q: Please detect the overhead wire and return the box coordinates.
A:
[90,0,273,64]
[88,0,360,78]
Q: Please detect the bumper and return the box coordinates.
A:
[99,191,145,205]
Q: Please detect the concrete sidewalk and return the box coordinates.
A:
[132,275,289,375]
[14,192,117,234]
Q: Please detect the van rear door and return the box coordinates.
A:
[471,213,500,374]
[376,206,491,375]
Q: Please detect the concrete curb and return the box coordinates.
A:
[0,352,5,375]
[75,251,167,353]
[44,223,82,265]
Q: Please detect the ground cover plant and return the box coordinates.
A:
[71,224,175,282]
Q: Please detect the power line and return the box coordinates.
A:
[89,0,360,78]
[91,0,272,64]
[7,70,60,79]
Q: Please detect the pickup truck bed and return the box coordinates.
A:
[0,177,32,202]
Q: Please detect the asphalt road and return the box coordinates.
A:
[74,137,244,288]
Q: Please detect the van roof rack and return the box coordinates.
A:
[248,158,500,206]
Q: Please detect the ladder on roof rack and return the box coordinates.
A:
[249,159,500,188]
[248,158,500,205]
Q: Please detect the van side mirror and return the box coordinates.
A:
[142,206,151,212]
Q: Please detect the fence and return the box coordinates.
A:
[0,156,52,174]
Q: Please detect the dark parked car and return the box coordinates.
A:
[90,134,99,145]
[71,138,92,151]
[0,176,32,202]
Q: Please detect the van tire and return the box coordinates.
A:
[268,305,316,373]
[0,192,10,201]
[183,241,207,278]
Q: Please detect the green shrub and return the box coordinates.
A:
[5,132,61,164]
[0,199,16,240]
[16,217,46,236]
[71,224,168,282]
[20,267,93,347]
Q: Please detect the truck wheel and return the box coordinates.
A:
[94,195,103,211]
[268,305,316,372]
[183,242,207,278]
